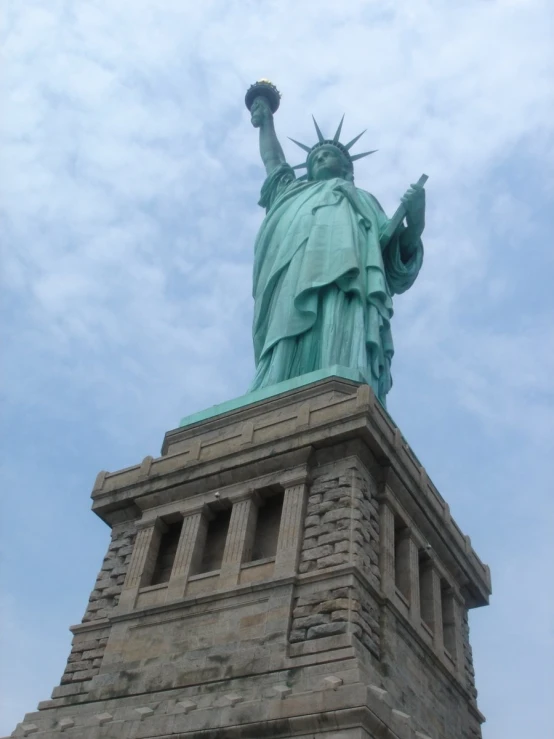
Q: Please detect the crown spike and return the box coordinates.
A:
[333,115,345,143]
[292,162,308,170]
[344,129,367,151]
[350,149,378,162]
[312,116,325,143]
[288,137,312,153]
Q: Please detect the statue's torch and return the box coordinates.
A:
[245,79,281,114]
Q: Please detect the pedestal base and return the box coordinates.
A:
[7,376,490,739]
[179,365,368,427]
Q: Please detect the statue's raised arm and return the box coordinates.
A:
[246,81,287,176]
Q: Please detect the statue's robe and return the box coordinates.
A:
[250,164,423,405]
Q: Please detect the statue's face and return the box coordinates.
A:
[310,145,346,180]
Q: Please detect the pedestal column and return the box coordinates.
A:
[219,496,258,588]
[443,589,465,676]
[166,509,208,600]
[396,529,421,623]
[118,519,166,612]
[379,500,396,598]
[274,481,308,577]
[420,560,444,651]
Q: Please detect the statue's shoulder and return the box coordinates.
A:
[259,163,298,210]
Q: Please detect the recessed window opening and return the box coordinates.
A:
[248,492,284,562]
[394,517,410,600]
[150,520,183,585]
[419,552,434,630]
[196,508,231,574]
[441,579,456,657]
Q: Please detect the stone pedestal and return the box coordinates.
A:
[7,376,491,739]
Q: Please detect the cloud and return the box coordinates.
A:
[1,0,553,736]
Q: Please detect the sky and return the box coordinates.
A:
[1,0,553,736]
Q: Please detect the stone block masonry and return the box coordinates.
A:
[56,521,136,691]
[83,521,136,621]
[290,584,380,659]
[291,452,381,658]
[290,585,353,642]
[298,454,380,585]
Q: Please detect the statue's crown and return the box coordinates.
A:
[289,116,376,179]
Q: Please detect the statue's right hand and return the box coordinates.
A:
[250,96,272,128]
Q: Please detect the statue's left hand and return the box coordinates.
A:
[401,182,426,236]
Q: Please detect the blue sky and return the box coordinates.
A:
[1,0,553,736]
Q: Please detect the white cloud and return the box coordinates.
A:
[1,0,553,736]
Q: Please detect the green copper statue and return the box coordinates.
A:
[246,81,426,406]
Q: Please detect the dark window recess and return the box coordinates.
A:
[249,492,284,562]
[197,508,232,574]
[150,520,183,585]
[394,519,410,600]
[441,580,456,657]
[419,552,434,630]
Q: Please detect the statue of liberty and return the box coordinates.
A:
[246,81,426,406]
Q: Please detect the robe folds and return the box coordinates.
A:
[249,164,423,405]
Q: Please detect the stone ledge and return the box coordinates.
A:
[176,366,367,429]
[109,572,297,626]
[69,620,110,636]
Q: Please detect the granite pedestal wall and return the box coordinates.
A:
[8,377,491,739]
